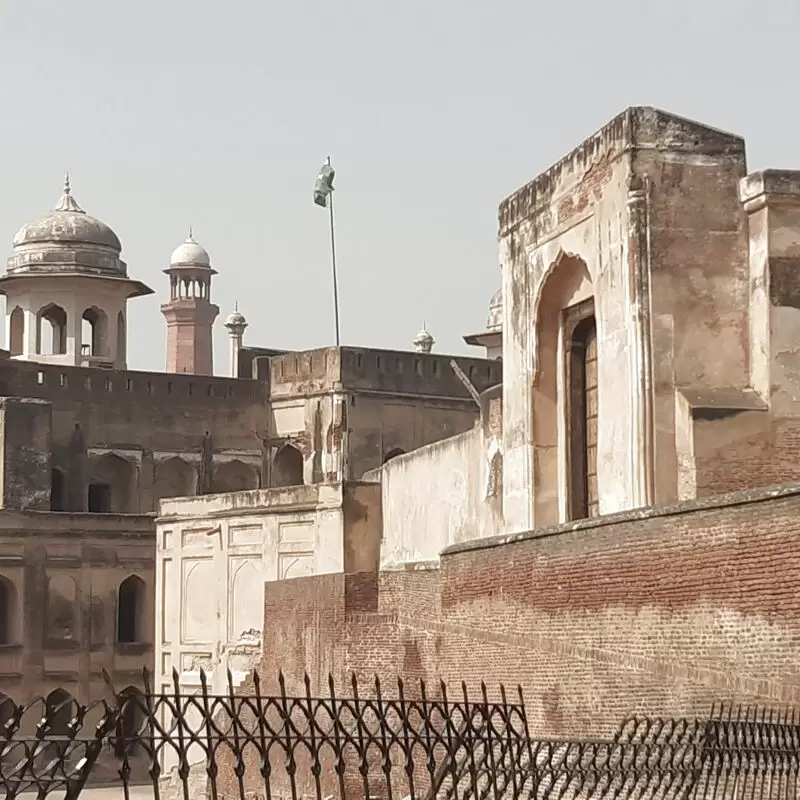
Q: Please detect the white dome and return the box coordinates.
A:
[170,233,210,267]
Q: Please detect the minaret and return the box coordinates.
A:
[160,230,219,375]
[224,303,248,378]
[413,323,434,353]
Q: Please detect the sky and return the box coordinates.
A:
[0,0,798,372]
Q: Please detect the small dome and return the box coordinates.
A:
[486,288,502,332]
[225,303,247,328]
[170,231,210,267]
[413,323,434,353]
[12,177,121,253]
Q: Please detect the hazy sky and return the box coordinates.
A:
[0,0,798,372]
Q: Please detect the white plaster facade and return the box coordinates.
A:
[155,483,381,693]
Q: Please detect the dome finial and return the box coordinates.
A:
[234,299,239,312]
[188,224,194,241]
[54,173,85,214]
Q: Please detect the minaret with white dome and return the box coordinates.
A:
[224,303,247,378]
[160,230,219,375]
[0,175,153,368]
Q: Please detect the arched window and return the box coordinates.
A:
[50,467,65,511]
[115,687,146,757]
[273,445,303,487]
[0,577,16,645]
[8,307,23,356]
[81,307,108,357]
[36,304,67,356]
[116,311,126,365]
[45,689,73,736]
[383,448,405,464]
[117,575,145,644]
[47,575,76,641]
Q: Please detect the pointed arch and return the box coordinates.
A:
[533,252,595,526]
[36,303,67,356]
[117,575,146,644]
[45,688,73,735]
[88,452,135,513]
[273,444,303,487]
[230,560,261,640]
[153,457,196,507]
[212,459,258,494]
[81,306,108,357]
[8,307,23,356]
[115,686,146,757]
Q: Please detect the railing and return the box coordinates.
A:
[0,670,798,800]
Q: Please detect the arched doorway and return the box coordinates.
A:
[533,252,595,526]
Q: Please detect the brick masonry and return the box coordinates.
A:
[260,483,800,740]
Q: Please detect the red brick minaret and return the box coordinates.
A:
[161,230,219,375]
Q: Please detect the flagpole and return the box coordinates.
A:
[326,156,341,347]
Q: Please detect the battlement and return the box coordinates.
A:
[0,358,263,406]
[269,346,502,399]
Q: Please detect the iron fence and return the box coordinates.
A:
[0,670,796,800]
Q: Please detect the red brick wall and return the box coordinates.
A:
[261,484,800,740]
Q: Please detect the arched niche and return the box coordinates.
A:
[88,453,136,513]
[45,688,74,735]
[273,444,303,487]
[36,303,67,356]
[50,467,65,511]
[0,576,18,645]
[47,574,77,641]
[8,307,23,356]
[115,686,146,758]
[81,306,109,357]
[153,457,196,507]
[212,459,258,494]
[533,252,595,527]
[117,575,146,644]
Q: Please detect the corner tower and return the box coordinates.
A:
[0,176,153,368]
[161,231,219,375]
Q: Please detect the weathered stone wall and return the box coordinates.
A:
[499,107,751,532]
[0,397,52,510]
[0,357,267,512]
[260,483,800,740]
[0,509,154,704]
[365,385,504,566]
